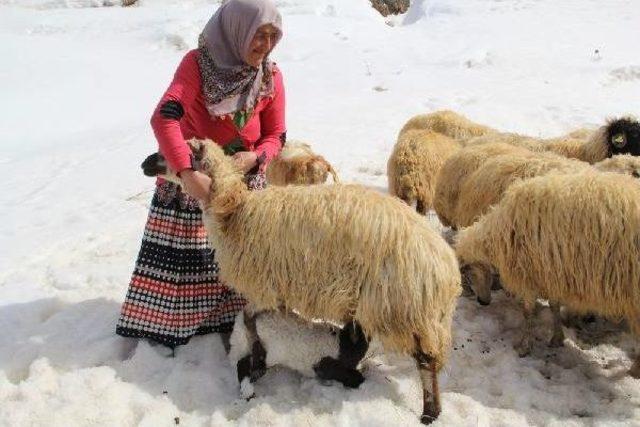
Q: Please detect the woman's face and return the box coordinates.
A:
[244,24,279,67]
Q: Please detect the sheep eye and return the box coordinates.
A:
[611,133,627,148]
[632,170,640,178]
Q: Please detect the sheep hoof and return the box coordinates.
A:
[420,412,438,425]
[420,401,440,425]
[515,340,532,358]
[420,415,436,425]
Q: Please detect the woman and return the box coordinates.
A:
[116,0,285,348]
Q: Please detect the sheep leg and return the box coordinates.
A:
[516,300,535,357]
[630,357,640,379]
[339,320,370,369]
[413,337,441,425]
[491,272,503,291]
[548,302,565,348]
[242,306,267,383]
[416,199,428,215]
[313,357,365,388]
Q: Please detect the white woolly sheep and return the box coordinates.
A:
[386,111,497,213]
[391,113,639,217]
[593,154,640,177]
[460,154,640,238]
[229,311,369,398]
[265,141,339,186]
[400,110,497,142]
[449,152,640,305]
[453,151,591,230]
[462,132,549,152]
[387,129,462,214]
[142,139,462,425]
[433,142,533,229]
[455,172,640,378]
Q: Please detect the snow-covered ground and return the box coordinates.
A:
[1,0,639,425]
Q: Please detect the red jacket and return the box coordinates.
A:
[151,49,286,173]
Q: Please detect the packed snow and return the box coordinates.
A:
[1,0,639,425]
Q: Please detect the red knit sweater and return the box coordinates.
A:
[150,49,286,173]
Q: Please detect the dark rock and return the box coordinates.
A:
[370,0,410,16]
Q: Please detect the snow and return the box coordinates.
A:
[1,0,639,425]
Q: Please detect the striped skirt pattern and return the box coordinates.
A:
[116,175,266,347]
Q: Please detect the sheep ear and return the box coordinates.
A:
[611,133,627,148]
[141,152,167,177]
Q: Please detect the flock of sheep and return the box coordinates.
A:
[388,110,640,374]
[141,110,640,425]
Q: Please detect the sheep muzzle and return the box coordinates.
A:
[141,152,167,177]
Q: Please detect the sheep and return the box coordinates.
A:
[463,117,640,164]
[386,111,497,213]
[388,113,639,216]
[387,129,462,214]
[443,152,640,240]
[455,171,640,377]
[433,118,640,230]
[548,117,640,162]
[142,139,462,425]
[593,154,640,177]
[453,151,591,230]
[229,311,369,398]
[462,132,549,152]
[265,141,339,186]
[449,152,640,305]
[400,110,497,142]
[432,142,533,229]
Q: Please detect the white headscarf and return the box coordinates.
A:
[197,0,283,118]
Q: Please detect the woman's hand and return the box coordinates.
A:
[179,169,211,201]
[232,151,258,173]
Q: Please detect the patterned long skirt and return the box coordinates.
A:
[116,174,266,348]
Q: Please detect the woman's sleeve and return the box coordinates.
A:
[254,67,286,168]
[150,51,201,173]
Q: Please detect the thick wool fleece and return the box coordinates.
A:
[266,141,338,186]
[433,142,532,229]
[189,141,461,367]
[400,110,497,142]
[456,172,640,335]
[387,129,461,213]
[453,151,590,228]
